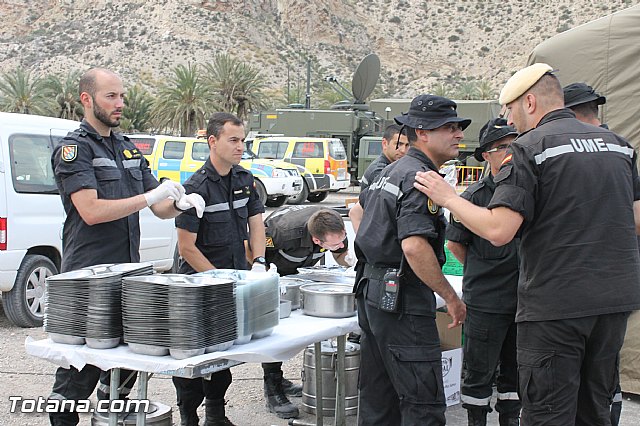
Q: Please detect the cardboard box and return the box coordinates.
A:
[436,311,463,406]
[345,197,359,209]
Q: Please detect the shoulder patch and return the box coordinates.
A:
[61,145,78,162]
[427,198,440,215]
[501,153,513,166]
[266,236,275,248]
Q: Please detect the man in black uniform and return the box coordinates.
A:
[360,124,409,191]
[173,112,265,426]
[49,68,204,426]
[353,94,467,425]
[415,63,640,425]
[564,81,623,426]
[446,118,520,426]
[263,205,351,275]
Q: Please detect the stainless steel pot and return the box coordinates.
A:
[279,277,311,310]
[300,283,356,318]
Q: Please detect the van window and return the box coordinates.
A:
[293,142,323,158]
[328,139,347,160]
[256,141,288,159]
[9,134,61,194]
[163,141,185,160]
[128,137,155,155]
[192,142,209,161]
[367,141,382,156]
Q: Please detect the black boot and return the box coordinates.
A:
[281,377,303,397]
[499,412,520,426]
[264,371,300,419]
[177,399,200,426]
[466,407,488,426]
[49,411,79,426]
[611,401,622,426]
[204,399,236,426]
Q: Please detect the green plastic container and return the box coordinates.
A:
[442,243,464,276]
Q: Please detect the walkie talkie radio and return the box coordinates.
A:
[379,268,400,312]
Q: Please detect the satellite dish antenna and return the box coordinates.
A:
[352,53,380,104]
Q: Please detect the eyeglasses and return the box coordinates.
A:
[484,144,510,153]
[441,123,463,133]
[319,232,346,251]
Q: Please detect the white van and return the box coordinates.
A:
[0,113,177,327]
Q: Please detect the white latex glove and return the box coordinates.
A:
[251,262,267,273]
[344,250,357,267]
[175,193,206,218]
[144,180,185,207]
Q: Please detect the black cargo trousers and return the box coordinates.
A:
[356,277,445,426]
[461,308,520,416]
[49,365,136,425]
[517,312,630,426]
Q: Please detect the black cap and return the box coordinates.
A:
[394,94,471,131]
[473,118,518,162]
[563,82,606,108]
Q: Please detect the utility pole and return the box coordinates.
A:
[305,59,311,109]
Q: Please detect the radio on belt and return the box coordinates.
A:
[379,268,400,312]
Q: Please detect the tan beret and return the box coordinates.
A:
[499,63,554,105]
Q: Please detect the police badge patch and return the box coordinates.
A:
[61,145,78,162]
[427,198,439,215]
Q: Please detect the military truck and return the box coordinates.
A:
[249,54,500,180]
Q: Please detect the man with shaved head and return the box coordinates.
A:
[414,64,640,425]
[48,68,203,425]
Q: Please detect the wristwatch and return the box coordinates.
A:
[253,256,267,265]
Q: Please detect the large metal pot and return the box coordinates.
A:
[279,277,311,310]
[300,283,356,318]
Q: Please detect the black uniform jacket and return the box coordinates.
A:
[489,109,640,321]
[52,121,159,272]
[176,159,264,274]
[360,153,391,192]
[264,205,347,276]
[447,174,519,314]
[355,147,447,316]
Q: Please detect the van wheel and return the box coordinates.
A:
[307,191,328,203]
[255,181,268,206]
[266,196,287,207]
[287,182,309,205]
[2,255,57,328]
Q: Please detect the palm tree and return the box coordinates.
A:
[476,79,497,100]
[151,63,211,136]
[121,84,154,132]
[432,82,453,98]
[0,67,51,115]
[203,54,267,121]
[43,70,83,120]
[455,81,480,100]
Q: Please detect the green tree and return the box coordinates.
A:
[0,67,51,115]
[151,63,211,136]
[432,82,453,98]
[315,86,346,109]
[476,79,497,100]
[455,81,480,100]
[121,84,154,132]
[43,70,83,120]
[203,53,267,120]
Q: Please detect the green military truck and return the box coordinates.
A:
[248,98,500,180]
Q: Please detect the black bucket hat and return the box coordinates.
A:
[563,82,606,108]
[394,94,471,131]
[473,118,517,162]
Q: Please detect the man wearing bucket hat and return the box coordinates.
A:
[564,81,623,426]
[446,118,521,426]
[414,64,640,425]
[352,94,467,425]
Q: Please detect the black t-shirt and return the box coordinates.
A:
[446,174,519,314]
[489,109,640,322]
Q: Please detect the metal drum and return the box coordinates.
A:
[90,400,172,425]
[302,341,360,417]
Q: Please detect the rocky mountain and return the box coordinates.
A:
[0,0,636,104]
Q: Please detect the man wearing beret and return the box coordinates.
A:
[352,94,467,425]
[563,81,623,426]
[415,64,640,425]
[446,118,521,426]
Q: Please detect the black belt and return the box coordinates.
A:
[363,264,395,281]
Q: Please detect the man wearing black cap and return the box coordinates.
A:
[415,64,640,425]
[352,94,467,425]
[446,118,520,426]
[564,81,623,426]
